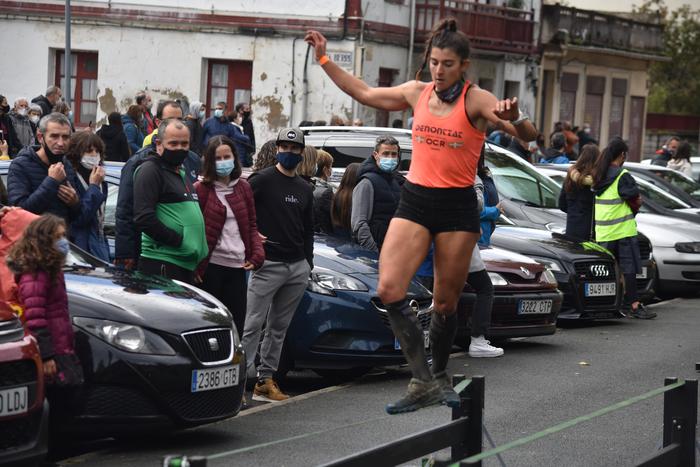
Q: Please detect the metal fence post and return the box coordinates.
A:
[450,374,484,466]
[451,374,468,461]
[662,377,698,467]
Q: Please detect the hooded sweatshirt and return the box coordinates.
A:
[0,208,39,304]
[594,166,641,213]
[97,123,131,162]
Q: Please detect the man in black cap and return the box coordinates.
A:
[241,127,314,403]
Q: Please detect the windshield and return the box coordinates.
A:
[66,245,108,269]
[635,178,690,209]
[655,169,700,200]
[485,147,561,208]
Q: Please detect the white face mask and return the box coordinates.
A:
[29,115,40,124]
[17,108,28,117]
[81,154,101,170]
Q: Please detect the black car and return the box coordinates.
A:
[62,246,245,436]
[490,227,628,320]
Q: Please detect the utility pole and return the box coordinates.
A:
[65,0,72,107]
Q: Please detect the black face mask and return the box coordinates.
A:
[435,80,465,103]
[0,104,9,114]
[42,141,63,165]
[161,148,188,166]
[242,111,251,118]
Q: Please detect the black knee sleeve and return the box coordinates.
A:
[429,312,458,375]
[386,299,432,382]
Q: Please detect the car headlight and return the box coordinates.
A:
[674,242,700,253]
[73,317,176,355]
[541,269,558,285]
[488,272,508,286]
[545,223,565,234]
[530,256,564,273]
[307,267,369,296]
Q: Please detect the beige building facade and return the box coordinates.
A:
[537,4,666,160]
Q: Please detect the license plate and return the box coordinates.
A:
[518,299,553,315]
[395,330,430,350]
[0,386,28,417]
[585,282,617,297]
[191,366,238,393]
[636,267,648,279]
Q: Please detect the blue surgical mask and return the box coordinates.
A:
[199,110,206,120]
[214,109,224,118]
[276,152,302,170]
[216,159,235,177]
[55,237,70,256]
[378,158,398,172]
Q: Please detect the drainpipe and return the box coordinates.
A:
[406,0,416,82]
[290,37,300,125]
[351,6,366,123]
[64,0,71,108]
[302,44,312,123]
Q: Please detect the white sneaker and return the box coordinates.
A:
[468,336,504,358]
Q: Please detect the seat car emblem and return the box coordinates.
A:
[520,266,530,277]
[590,264,609,277]
[208,337,220,352]
[409,300,420,313]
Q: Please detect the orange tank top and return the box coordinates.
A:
[407,81,485,188]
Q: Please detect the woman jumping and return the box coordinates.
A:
[306,19,538,414]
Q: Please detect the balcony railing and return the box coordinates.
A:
[415,0,536,55]
[543,4,664,53]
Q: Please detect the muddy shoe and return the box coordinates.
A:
[434,372,461,408]
[385,378,445,415]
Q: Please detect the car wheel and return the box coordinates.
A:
[313,367,372,383]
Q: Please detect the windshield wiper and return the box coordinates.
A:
[509,197,541,208]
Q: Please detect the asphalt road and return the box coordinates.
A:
[57,298,700,467]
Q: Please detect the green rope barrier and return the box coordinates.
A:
[454,378,472,395]
[451,379,686,466]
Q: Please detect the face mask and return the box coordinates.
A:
[18,108,28,117]
[276,151,302,170]
[242,111,251,118]
[55,237,70,257]
[199,110,206,120]
[81,154,100,170]
[42,141,63,165]
[435,80,465,103]
[0,104,9,114]
[30,115,40,124]
[378,157,398,172]
[68,111,74,121]
[215,158,235,177]
[214,109,224,118]
[161,148,188,166]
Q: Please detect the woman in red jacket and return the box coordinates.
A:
[6,214,83,388]
[195,136,264,337]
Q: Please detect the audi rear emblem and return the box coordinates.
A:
[589,264,610,277]
[208,337,220,352]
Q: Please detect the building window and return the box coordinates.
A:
[608,78,627,139]
[584,76,606,141]
[376,68,399,127]
[628,97,646,162]
[478,78,494,92]
[504,80,520,100]
[206,60,253,117]
[54,51,98,127]
[559,72,578,125]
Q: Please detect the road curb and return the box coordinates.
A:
[647,297,682,308]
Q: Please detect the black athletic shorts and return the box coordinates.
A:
[394,180,480,234]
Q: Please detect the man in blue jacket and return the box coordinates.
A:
[7,112,80,222]
[202,101,251,156]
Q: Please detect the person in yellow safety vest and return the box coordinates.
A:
[593,137,656,319]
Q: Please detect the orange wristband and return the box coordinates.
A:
[319,55,330,66]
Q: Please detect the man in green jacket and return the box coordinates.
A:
[133,118,207,283]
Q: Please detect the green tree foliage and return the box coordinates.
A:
[635,0,700,114]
